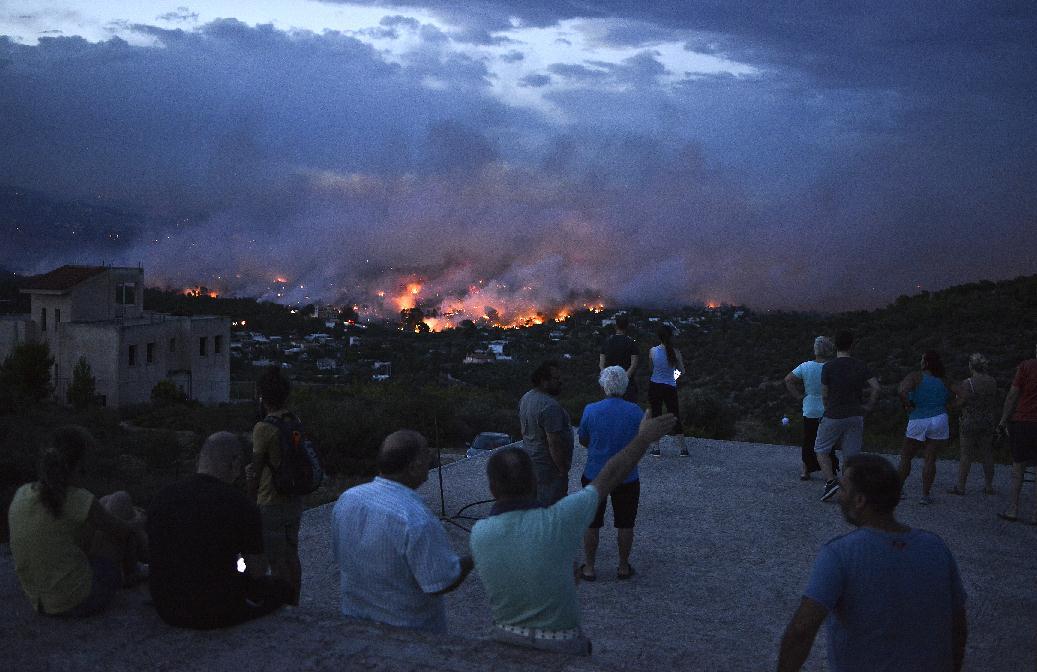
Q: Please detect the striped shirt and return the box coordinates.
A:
[331,477,461,633]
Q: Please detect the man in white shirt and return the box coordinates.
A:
[331,430,474,632]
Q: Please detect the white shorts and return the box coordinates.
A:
[905,414,950,441]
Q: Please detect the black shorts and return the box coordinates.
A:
[581,476,640,528]
[1009,421,1037,464]
[648,382,683,434]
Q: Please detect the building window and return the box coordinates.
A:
[40,307,47,332]
[214,335,223,354]
[128,344,137,366]
[199,336,208,357]
[146,342,155,364]
[55,308,61,325]
[115,283,136,305]
[169,337,176,353]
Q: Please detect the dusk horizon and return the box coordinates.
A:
[3,2,1035,316]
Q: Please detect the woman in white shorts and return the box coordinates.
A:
[896,351,953,504]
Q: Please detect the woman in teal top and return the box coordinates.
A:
[897,351,953,504]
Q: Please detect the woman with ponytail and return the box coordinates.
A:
[896,351,953,505]
[8,426,146,616]
[648,325,689,457]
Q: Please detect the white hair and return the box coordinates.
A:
[813,336,836,359]
[599,366,629,397]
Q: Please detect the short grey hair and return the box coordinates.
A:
[813,336,836,359]
[599,366,629,397]
[968,352,989,373]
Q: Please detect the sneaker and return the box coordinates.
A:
[919,495,932,505]
[679,449,690,457]
[820,479,841,502]
[650,448,661,457]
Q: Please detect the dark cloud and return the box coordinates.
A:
[157,7,199,23]
[518,73,551,87]
[1,4,1035,312]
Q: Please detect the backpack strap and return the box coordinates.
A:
[261,413,296,474]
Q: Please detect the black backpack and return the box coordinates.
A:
[262,413,324,496]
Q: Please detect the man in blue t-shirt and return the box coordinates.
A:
[777,453,967,672]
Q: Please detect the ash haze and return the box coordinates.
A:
[1,2,1035,315]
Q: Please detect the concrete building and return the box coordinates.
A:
[1,265,230,407]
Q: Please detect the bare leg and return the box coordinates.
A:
[818,452,835,482]
[921,441,942,497]
[616,528,634,574]
[981,436,995,493]
[898,438,923,485]
[1003,462,1024,518]
[955,455,972,492]
[582,528,600,577]
[677,434,689,456]
[1030,467,1037,523]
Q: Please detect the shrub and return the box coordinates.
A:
[68,357,97,410]
[151,379,188,405]
[0,341,53,409]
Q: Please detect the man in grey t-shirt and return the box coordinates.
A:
[816,331,879,502]
[519,361,573,505]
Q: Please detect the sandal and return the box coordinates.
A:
[945,487,965,496]
[617,565,636,580]
[997,512,1019,523]
[578,564,597,582]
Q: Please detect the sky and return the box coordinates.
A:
[1,1,1035,316]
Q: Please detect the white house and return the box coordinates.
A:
[1,265,230,407]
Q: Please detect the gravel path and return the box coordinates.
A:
[2,438,1034,671]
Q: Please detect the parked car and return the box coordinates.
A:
[466,432,513,458]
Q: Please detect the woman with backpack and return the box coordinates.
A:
[648,324,689,457]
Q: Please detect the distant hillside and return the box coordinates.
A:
[687,274,1037,448]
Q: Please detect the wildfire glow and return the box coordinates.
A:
[274,276,288,284]
[183,287,218,299]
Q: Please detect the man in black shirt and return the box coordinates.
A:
[600,314,640,403]
[148,432,290,629]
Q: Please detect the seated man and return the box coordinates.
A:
[331,430,474,633]
[469,411,676,655]
[148,432,290,629]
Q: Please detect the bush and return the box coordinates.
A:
[68,356,97,410]
[682,389,737,439]
[151,379,188,405]
[0,341,53,409]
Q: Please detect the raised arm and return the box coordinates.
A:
[590,411,675,503]
[776,597,828,672]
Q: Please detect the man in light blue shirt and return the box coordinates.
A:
[332,430,473,633]
[470,410,676,655]
[777,454,967,672]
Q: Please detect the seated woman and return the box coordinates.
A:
[8,425,147,617]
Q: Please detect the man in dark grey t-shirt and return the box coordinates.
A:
[599,314,640,403]
[519,361,573,505]
[816,331,880,502]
